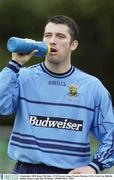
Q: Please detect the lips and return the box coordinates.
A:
[50,47,58,53]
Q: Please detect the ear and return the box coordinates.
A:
[71,40,78,51]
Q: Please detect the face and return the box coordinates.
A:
[43,22,78,65]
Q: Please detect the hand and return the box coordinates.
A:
[12,49,38,65]
[69,166,96,174]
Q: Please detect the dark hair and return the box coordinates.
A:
[45,15,79,42]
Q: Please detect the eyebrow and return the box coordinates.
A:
[44,32,66,37]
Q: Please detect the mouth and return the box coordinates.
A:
[50,48,58,54]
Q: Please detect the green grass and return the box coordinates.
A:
[0,139,15,173]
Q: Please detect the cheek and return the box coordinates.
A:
[60,43,71,53]
[43,38,49,44]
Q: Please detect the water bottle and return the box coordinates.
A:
[7,37,50,57]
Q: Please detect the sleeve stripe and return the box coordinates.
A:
[7,60,22,73]
[7,64,19,73]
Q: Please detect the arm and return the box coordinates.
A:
[0,50,36,115]
[0,62,20,115]
[69,81,114,174]
[89,86,114,173]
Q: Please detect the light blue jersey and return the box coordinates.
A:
[0,60,114,173]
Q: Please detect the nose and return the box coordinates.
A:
[49,35,56,45]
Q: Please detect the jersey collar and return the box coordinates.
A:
[40,62,75,78]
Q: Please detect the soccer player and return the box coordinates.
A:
[0,15,114,174]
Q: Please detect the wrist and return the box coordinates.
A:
[88,159,104,174]
[88,164,98,174]
[7,60,22,73]
[12,58,24,66]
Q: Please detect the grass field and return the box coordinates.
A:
[0,126,114,174]
[0,139,15,173]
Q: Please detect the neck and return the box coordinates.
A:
[44,60,71,74]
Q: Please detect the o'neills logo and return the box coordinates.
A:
[29,115,83,131]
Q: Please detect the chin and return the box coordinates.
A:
[47,57,61,65]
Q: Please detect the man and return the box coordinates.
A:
[0,15,114,174]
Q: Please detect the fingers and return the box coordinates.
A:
[68,166,96,174]
[11,48,39,66]
[11,49,38,65]
[69,169,81,174]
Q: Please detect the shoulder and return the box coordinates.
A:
[74,67,102,85]
[74,67,109,95]
[19,63,41,74]
[18,63,41,81]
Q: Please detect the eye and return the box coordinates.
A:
[44,33,52,38]
[56,33,66,39]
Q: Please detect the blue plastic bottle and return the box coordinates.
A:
[7,37,50,57]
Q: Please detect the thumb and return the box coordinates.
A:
[30,49,38,56]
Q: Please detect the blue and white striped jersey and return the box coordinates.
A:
[0,60,114,173]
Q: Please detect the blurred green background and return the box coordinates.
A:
[0,0,114,174]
